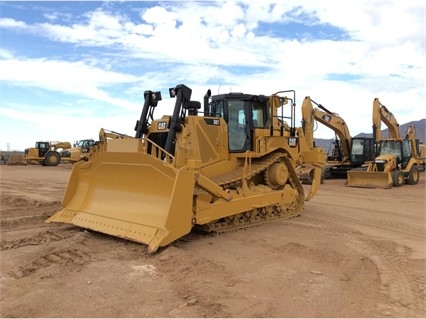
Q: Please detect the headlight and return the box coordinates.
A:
[169,87,176,98]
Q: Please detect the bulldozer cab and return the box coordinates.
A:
[143,88,295,158]
[208,94,254,152]
[210,94,268,152]
[207,92,293,153]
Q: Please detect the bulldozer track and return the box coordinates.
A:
[205,152,303,233]
[202,203,301,233]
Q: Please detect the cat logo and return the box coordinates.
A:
[321,115,332,122]
[157,122,167,130]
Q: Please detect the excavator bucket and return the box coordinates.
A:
[346,170,393,189]
[46,139,195,252]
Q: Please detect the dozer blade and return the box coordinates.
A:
[47,149,195,252]
[346,170,393,189]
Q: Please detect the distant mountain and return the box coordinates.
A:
[314,138,335,153]
[314,119,426,153]
[355,119,426,144]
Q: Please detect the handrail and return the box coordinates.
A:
[144,138,175,164]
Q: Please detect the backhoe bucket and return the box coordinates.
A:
[346,170,393,189]
[47,140,195,252]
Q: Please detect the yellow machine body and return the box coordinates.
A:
[47,85,325,252]
[347,123,422,189]
[346,154,395,189]
[24,141,71,166]
[347,99,422,189]
[297,97,376,183]
[61,139,97,163]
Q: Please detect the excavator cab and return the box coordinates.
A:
[350,137,375,166]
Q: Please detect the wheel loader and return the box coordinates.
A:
[47,84,326,252]
[347,98,422,188]
[24,141,71,166]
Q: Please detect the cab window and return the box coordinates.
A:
[252,102,266,128]
[228,101,247,151]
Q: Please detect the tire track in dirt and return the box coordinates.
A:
[4,229,97,280]
[1,229,79,251]
[292,213,425,317]
[308,210,425,240]
[8,247,94,279]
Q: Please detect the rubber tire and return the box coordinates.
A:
[407,165,419,185]
[392,170,404,187]
[44,151,61,166]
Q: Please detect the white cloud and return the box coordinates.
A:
[0,0,425,151]
[0,17,26,28]
[0,57,143,111]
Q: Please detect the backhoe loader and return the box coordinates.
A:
[24,141,71,166]
[297,97,375,183]
[347,98,422,188]
[47,84,326,252]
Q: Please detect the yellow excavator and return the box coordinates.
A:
[347,98,423,188]
[297,97,375,183]
[47,84,325,252]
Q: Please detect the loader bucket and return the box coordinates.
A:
[47,144,195,252]
[346,170,393,189]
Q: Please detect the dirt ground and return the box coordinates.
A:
[0,164,425,318]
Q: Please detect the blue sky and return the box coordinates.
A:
[1,0,425,151]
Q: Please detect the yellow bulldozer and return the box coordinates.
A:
[347,98,423,188]
[47,84,326,252]
[24,141,71,166]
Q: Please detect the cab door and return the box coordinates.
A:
[227,101,251,152]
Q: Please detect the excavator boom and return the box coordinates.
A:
[372,98,400,141]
